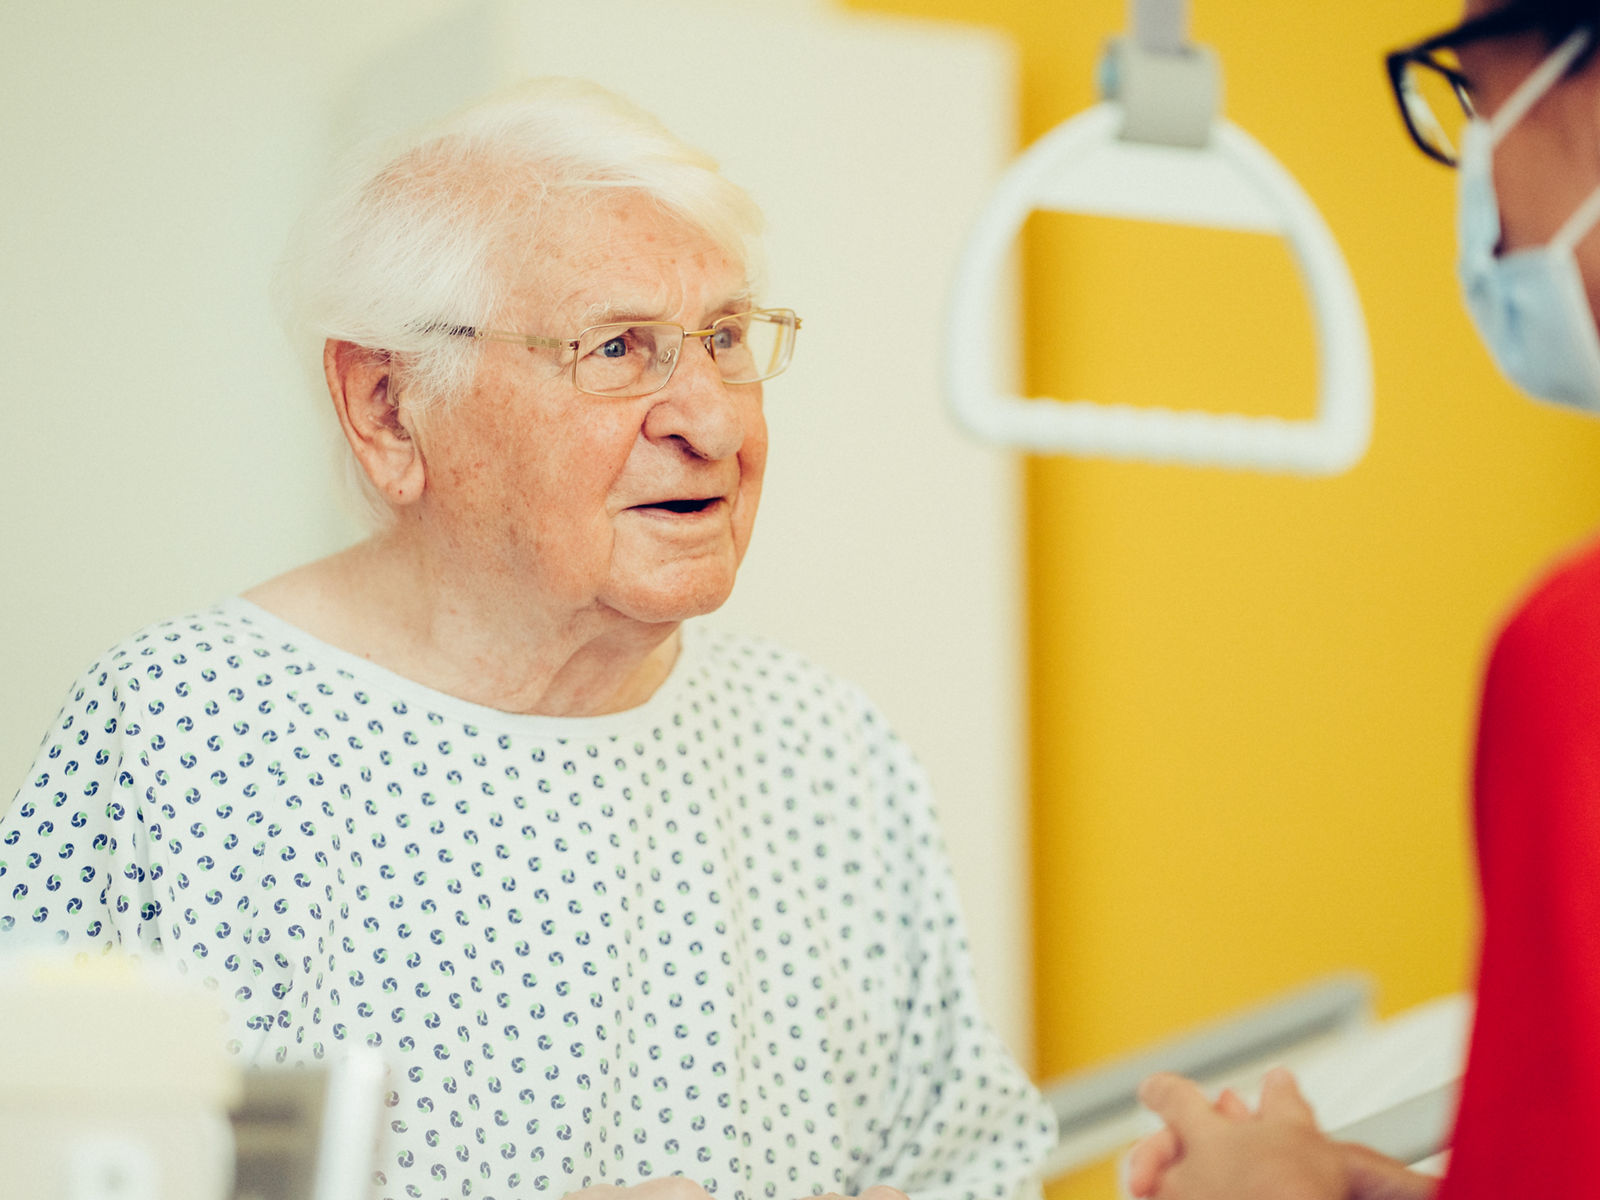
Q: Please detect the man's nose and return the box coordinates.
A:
[641,337,750,460]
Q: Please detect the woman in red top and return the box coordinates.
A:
[1128,2,1600,1198]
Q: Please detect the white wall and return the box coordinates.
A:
[1,0,1029,1059]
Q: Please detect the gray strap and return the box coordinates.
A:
[1100,0,1219,147]
[1132,0,1187,54]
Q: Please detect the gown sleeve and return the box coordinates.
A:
[844,696,1057,1200]
[2,655,167,953]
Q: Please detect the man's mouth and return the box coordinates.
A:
[636,497,720,514]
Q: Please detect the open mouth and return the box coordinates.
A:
[639,497,719,514]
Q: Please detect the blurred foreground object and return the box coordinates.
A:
[231,1050,388,1200]
[0,950,240,1200]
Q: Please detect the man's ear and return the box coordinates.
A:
[325,339,427,507]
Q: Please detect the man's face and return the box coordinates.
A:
[407,193,767,630]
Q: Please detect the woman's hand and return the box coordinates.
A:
[1124,1068,1437,1200]
[1338,1142,1438,1200]
[1123,1068,1349,1200]
[1124,1083,1250,1196]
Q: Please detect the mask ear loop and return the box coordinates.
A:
[1552,179,1600,252]
[1487,26,1593,143]
[1531,30,1600,254]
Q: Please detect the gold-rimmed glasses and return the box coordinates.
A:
[449,308,801,398]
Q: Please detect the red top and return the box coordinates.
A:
[1439,536,1600,1199]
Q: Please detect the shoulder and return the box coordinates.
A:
[32,601,265,730]
[76,599,301,685]
[18,600,315,786]
[63,600,311,722]
[1476,536,1600,775]
[680,625,930,815]
[683,625,893,733]
[1487,537,1600,698]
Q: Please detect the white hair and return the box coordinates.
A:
[279,77,766,412]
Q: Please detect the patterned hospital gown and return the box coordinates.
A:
[0,599,1055,1200]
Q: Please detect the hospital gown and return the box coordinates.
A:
[0,599,1055,1200]
[1442,535,1600,1200]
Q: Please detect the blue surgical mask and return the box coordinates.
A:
[1458,28,1600,412]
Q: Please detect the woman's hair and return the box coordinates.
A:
[280,77,766,411]
[1492,0,1600,48]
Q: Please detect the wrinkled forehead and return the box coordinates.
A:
[499,191,754,331]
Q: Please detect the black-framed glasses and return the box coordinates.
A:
[1386,6,1587,166]
[448,308,801,398]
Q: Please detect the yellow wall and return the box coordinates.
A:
[843,0,1600,1195]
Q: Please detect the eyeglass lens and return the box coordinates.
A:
[1398,51,1473,164]
[573,311,796,396]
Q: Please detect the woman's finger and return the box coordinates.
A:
[1123,1127,1181,1197]
[1216,1087,1250,1119]
[1138,1073,1219,1139]
[1258,1067,1317,1126]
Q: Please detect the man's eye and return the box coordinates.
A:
[710,326,740,352]
[597,336,630,359]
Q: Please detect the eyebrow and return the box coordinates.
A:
[573,290,756,329]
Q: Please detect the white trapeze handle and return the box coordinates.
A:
[944,102,1373,475]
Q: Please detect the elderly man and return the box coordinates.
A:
[0,79,1054,1200]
